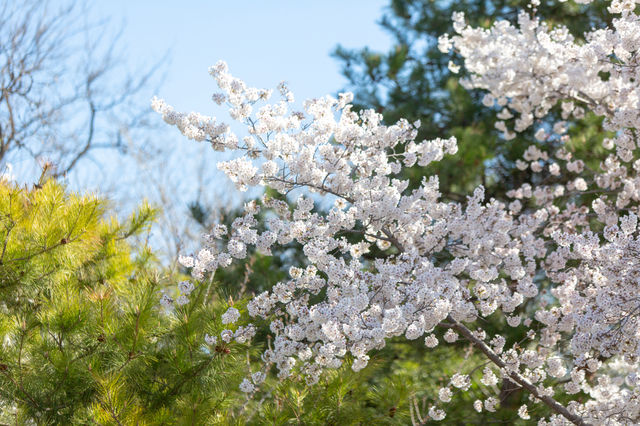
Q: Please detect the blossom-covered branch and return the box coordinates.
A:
[154,0,640,422]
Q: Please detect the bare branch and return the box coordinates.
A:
[0,0,164,178]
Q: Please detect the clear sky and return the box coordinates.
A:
[91,0,390,114]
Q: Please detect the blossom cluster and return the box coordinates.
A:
[154,0,640,422]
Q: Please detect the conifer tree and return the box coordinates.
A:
[0,179,252,424]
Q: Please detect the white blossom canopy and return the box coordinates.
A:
[154,0,640,423]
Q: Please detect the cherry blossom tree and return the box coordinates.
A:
[154,0,640,423]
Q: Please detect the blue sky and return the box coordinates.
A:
[92,1,390,114]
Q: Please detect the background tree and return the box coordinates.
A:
[0,0,161,178]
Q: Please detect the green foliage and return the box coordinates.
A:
[242,339,545,425]
[0,180,252,424]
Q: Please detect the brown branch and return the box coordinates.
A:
[448,316,590,426]
[0,369,41,410]
[5,233,82,264]
[58,100,96,176]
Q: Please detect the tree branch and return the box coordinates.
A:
[448,316,590,426]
